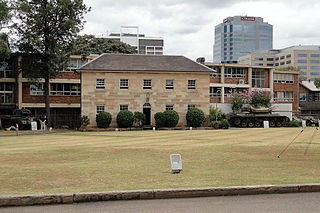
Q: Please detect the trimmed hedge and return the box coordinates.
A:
[163,110,179,127]
[154,112,166,127]
[186,108,205,127]
[96,112,112,128]
[134,111,146,127]
[117,110,134,128]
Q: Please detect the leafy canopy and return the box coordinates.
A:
[72,34,137,55]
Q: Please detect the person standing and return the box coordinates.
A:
[40,115,46,131]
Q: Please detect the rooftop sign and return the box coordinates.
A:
[241,17,255,21]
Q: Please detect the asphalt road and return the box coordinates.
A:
[1,192,320,213]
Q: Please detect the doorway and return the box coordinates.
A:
[143,103,151,125]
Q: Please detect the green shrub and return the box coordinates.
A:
[286,120,300,127]
[231,93,245,112]
[117,110,134,128]
[154,112,166,127]
[186,108,205,127]
[96,112,112,128]
[209,121,220,128]
[209,107,224,122]
[219,119,230,129]
[163,110,179,127]
[134,111,146,127]
[81,115,90,127]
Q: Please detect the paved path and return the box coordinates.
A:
[1,192,320,213]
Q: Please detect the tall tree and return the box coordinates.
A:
[72,34,137,55]
[15,0,90,127]
[0,1,12,58]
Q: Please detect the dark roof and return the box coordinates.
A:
[78,54,214,73]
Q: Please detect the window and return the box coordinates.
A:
[286,54,291,58]
[224,87,232,97]
[298,54,307,57]
[166,80,174,89]
[311,66,320,70]
[299,92,307,101]
[120,79,129,89]
[210,87,221,97]
[120,104,129,111]
[50,83,81,96]
[0,82,14,103]
[143,79,152,89]
[252,69,265,88]
[254,63,263,66]
[298,66,307,70]
[280,56,285,60]
[224,67,246,78]
[188,105,196,110]
[267,58,274,61]
[30,83,44,96]
[254,57,263,61]
[96,79,105,89]
[310,72,320,76]
[311,54,320,57]
[267,64,274,66]
[188,80,196,89]
[275,57,279,61]
[310,60,320,64]
[66,58,88,71]
[298,60,307,63]
[166,105,174,111]
[0,59,13,78]
[273,73,294,83]
[96,105,105,114]
[280,62,285,65]
[286,60,291,64]
[274,91,293,102]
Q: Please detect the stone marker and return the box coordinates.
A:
[302,120,306,128]
[263,121,269,128]
[170,154,182,174]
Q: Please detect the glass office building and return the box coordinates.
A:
[213,16,273,64]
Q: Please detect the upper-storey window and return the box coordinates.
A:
[188,80,196,90]
[166,80,174,89]
[30,83,44,95]
[120,79,129,89]
[311,54,320,58]
[274,73,294,84]
[224,67,246,78]
[298,54,307,57]
[0,59,13,78]
[143,79,152,89]
[66,58,88,71]
[252,69,265,88]
[0,82,14,103]
[50,83,81,96]
[96,79,105,89]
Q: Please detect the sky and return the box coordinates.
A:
[82,0,320,61]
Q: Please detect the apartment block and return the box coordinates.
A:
[0,54,96,128]
[238,45,320,81]
[203,62,299,113]
[100,26,164,55]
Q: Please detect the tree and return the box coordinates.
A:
[15,0,90,127]
[72,34,137,55]
[0,1,12,59]
[315,78,320,88]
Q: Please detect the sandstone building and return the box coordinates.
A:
[78,54,212,127]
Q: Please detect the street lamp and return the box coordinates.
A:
[215,89,221,121]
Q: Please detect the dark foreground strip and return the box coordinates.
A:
[1,184,320,207]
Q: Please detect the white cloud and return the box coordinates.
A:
[82,0,320,61]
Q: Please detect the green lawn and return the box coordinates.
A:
[0,128,320,196]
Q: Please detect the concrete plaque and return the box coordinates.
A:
[31,121,37,131]
[170,154,182,173]
[263,121,269,128]
[302,120,306,128]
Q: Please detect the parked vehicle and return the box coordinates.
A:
[227,106,290,128]
[0,109,38,130]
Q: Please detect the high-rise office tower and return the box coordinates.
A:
[213,16,273,64]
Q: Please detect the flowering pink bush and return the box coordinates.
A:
[245,87,273,107]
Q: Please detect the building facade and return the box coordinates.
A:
[203,62,299,113]
[299,81,320,118]
[238,45,320,81]
[213,16,273,64]
[0,54,96,128]
[79,54,211,127]
[100,26,164,55]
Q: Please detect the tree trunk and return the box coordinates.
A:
[45,75,51,128]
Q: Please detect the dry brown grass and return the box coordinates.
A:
[0,128,320,196]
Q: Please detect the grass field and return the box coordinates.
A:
[0,128,320,196]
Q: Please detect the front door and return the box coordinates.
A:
[143,103,151,125]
